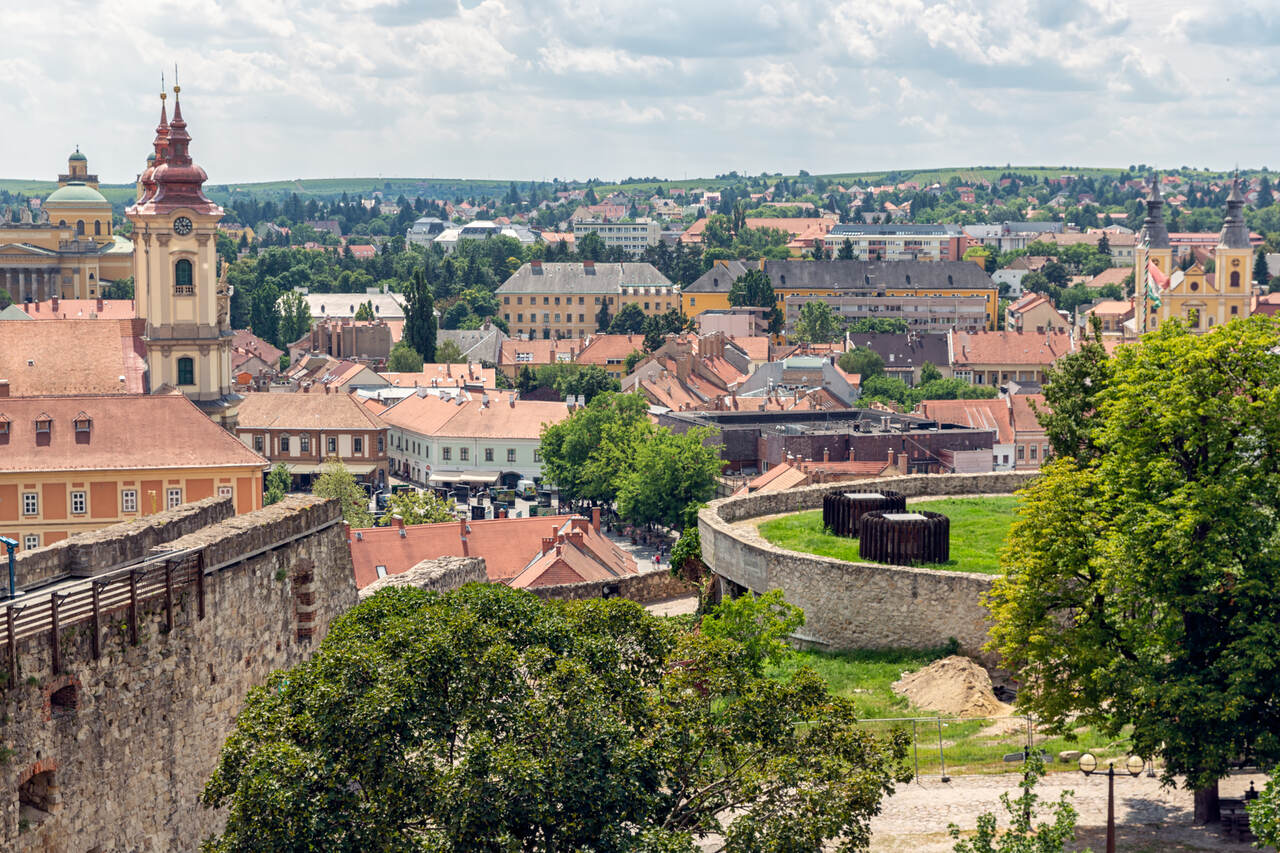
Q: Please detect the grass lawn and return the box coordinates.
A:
[770,647,1132,775]
[756,496,1018,575]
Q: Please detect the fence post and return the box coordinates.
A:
[912,719,919,782]
[937,718,950,783]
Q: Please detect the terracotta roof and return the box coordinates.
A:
[19,299,135,320]
[348,514,635,588]
[950,330,1075,367]
[0,394,266,472]
[1009,394,1046,433]
[379,392,569,439]
[1083,299,1133,317]
[1008,293,1051,314]
[919,398,1012,444]
[797,458,893,477]
[742,462,808,493]
[379,364,497,389]
[499,338,582,366]
[728,335,770,362]
[573,334,645,365]
[232,329,284,364]
[1085,267,1130,289]
[0,319,147,396]
[235,391,386,431]
[679,217,835,244]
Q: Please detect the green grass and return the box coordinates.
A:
[771,647,1132,774]
[756,496,1018,575]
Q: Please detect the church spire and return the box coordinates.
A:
[1139,173,1170,249]
[1218,177,1251,249]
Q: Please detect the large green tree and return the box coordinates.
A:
[987,317,1280,820]
[837,346,884,380]
[727,269,782,334]
[386,340,424,373]
[538,391,650,504]
[263,463,291,506]
[792,300,843,344]
[377,489,455,525]
[1032,315,1109,465]
[616,426,724,530]
[202,585,909,852]
[608,302,647,335]
[277,289,313,346]
[402,268,437,362]
[311,456,373,527]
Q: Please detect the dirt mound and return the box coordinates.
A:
[892,656,1011,718]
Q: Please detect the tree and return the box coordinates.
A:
[103,276,134,300]
[727,269,783,335]
[386,340,424,373]
[1032,315,1110,464]
[1041,261,1069,287]
[435,339,466,364]
[847,317,909,334]
[837,237,857,260]
[402,269,436,362]
[987,317,1280,821]
[623,349,645,374]
[595,299,611,332]
[1257,247,1271,286]
[920,361,943,384]
[1248,766,1280,848]
[377,490,455,525]
[538,391,651,504]
[792,300,843,344]
[202,584,910,852]
[263,463,291,506]
[277,289,313,346]
[608,302,647,335]
[838,346,884,380]
[311,456,373,527]
[0,287,10,310]
[949,754,1078,853]
[249,282,282,346]
[616,426,724,530]
[1096,232,1111,256]
[353,300,375,321]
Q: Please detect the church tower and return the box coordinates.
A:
[1215,179,1254,304]
[1134,175,1172,334]
[126,84,240,428]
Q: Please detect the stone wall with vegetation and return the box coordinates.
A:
[0,495,359,851]
[527,566,694,604]
[699,473,1037,656]
[359,556,488,598]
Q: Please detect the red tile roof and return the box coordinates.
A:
[379,364,497,389]
[950,330,1075,367]
[236,391,386,431]
[920,398,1013,444]
[0,394,266,472]
[379,392,569,439]
[574,334,646,366]
[19,299,135,320]
[0,319,147,396]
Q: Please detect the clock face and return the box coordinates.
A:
[1232,258,1241,267]
[174,216,193,236]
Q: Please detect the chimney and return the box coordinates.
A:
[541,536,556,554]
[531,259,543,272]
[583,260,595,271]
[391,514,404,529]
[508,392,516,408]
[96,297,104,312]
[592,506,600,532]
[823,447,829,463]
[555,542,563,557]
[51,296,59,312]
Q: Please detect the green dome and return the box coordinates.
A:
[147,152,157,163]
[45,181,108,205]
[68,150,88,162]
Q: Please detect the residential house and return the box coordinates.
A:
[573,334,646,380]
[497,261,675,341]
[845,332,950,386]
[290,318,402,364]
[623,334,750,411]
[736,356,859,407]
[284,355,388,393]
[1004,293,1070,334]
[497,337,584,381]
[678,217,835,254]
[348,510,637,590]
[437,322,509,364]
[234,390,389,489]
[572,220,660,254]
[918,398,1015,470]
[301,290,405,321]
[694,307,772,339]
[434,221,538,253]
[948,330,1075,387]
[821,224,967,262]
[379,390,570,489]
[0,394,265,551]
[1079,299,1134,336]
[379,363,498,391]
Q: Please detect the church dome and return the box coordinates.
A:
[68,150,88,162]
[45,181,108,205]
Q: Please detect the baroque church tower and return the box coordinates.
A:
[126,84,240,428]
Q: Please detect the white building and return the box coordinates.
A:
[434,220,539,253]
[572,219,660,254]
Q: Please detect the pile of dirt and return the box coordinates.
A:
[891,656,1011,718]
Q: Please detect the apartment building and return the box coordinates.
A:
[572,219,660,254]
[822,224,967,261]
[497,261,676,340]
[0,394,265,550]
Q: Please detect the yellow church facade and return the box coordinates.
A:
[1135,179,1254,333]
[0,150,133,302]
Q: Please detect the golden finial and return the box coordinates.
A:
[174,63,180,95]
[160,70,166,101]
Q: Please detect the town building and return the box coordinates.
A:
[234,391,388,489]
[437,322,509,364]
[572,334,647,380]
[1004,292,1070,334]
[571,219,661,253]
[678,217,835,255]
[300,290,405,321]
[0,150,134,303]
[1079,299,1134,336]
[0,394,265,550]
[405,216,446,247]
[16,297,134,320]
[231,329,284,383]
[497,337,584,381]
[1135,178,1255,334]
[949,330,1075,387]
[735,356,859,407]
[682,260,999,332]
[348,510,637,589]
[127,87,241,427]
[624,334,750,411]
[283,355,388,393]
[694,307,772,338]
[845,332,950,386]
[0,319,148,396]
[434,220,538,252]
[497,261,675,340]
[917,394,1049,471]
[821,224,967,262]
[379,390,570,489]
[290,318,401,364]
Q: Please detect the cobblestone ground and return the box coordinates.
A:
[870,771,1269,852]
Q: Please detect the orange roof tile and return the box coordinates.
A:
[379,392,568,439]
[920,398,1013,444]
[0,319,147,396]
[574,334,646,365]
[236,391,386,431]
[379,364,497,389]
[950,330,1074,367]
[1009,394,1046,432]
[19,299,135,320]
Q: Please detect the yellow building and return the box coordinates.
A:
[0,150,133,302]
[0,394,265,551]
[126,86,242,427]
[497,261,676,339]
[681,259,999,333]
[1135,178,1254,333]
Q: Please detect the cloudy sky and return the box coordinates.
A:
[2,0,1276,184]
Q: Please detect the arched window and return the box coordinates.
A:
[177,357,195,386]
[76,220,85,235]
[1230,271,1241,288]
[175,259,193,294]
[94,221,101,236]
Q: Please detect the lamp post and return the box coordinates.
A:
[0,536,17,600]
[1079,753,1145,853]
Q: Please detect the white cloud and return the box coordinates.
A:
[0,0,1272,183]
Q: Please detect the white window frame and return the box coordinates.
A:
[327,436,337,454]
[166,487,183,509]
[71,490,87,515]
[507,448,517,463]
[23,534,39,551]
[217,486,233,499]
[122,489,138,513]
[22,492,38,516]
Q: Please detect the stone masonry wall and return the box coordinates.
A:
[1,495,359,852]
[359,556,489,598]
[527,566,694,604]
[699,472,1036,657]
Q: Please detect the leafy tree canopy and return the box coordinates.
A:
[311,456,373,527]
[202,585,910,852]
[264,463,291,507]
[616,426,724,530]
[837,346,884,380]
[377,489,455,526]
[386,340,425,373]
[538,391,651,504]
[435,339,466,364]
[792,300,843,344]
[847,317,908,335]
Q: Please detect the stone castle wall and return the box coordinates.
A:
[1,495,359,852]
[699,472,1036,656]
[527,566,693,604]
[359,556,489,598]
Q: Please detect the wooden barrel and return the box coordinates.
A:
[858,510,950,565]
[822,490,906,538]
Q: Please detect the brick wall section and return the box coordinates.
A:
[14,497,236,589]
[699,472,1037,657]
[528,567,694,603]
[0,494,359,851]
[359,556,489,598]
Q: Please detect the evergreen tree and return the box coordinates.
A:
[402,269,436,362]
[1257,247,1271,286]
[264,464,291,506]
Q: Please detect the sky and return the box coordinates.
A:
[2,0,1278,185]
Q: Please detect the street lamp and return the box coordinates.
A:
[0,536,17,600]
[1079,753,1145,853]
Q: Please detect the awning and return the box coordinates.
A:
[287,462,379,475]
[428,470,501,485]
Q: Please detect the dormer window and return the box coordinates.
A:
[74,413,92,433]
[0,416,9,437]
[35,415,52,433]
